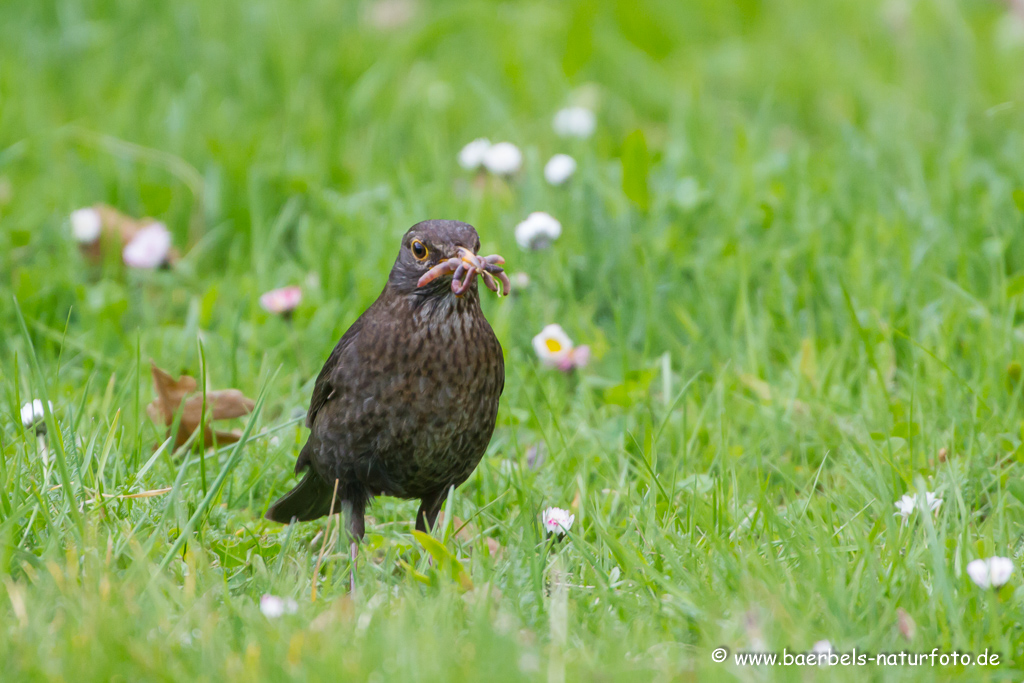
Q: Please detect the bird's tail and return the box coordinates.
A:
[265,469,338,523]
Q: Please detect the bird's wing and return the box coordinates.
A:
[305,313,366,430]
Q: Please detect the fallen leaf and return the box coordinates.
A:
[146,361,254,449]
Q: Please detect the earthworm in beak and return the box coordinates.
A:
[417,247,511,297]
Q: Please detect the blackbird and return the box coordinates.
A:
[266,220,509,567]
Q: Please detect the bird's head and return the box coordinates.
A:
[388,220,510,299]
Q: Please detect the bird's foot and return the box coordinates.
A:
[349,540,358,593]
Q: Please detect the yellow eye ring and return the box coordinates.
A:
[411,239,429,261]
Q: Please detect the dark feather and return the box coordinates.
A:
[265,469,338,523]
[305,315,365,429]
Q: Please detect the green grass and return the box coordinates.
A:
[3,0,1024,680]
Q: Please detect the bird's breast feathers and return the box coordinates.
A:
[305,296,501,493]
[321,294,502,450]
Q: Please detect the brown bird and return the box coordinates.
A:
[266,220,509,579]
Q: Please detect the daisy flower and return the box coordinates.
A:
[458,138,492,171]
[259,286,303,316]
[552,106,596,138]
[532,324,590,372]
[510,272,531,291]
[542,507,574,536]
[122,222,172,269]
[21,399,53,480]
[532,324,574,367]
[560,345,590,372]
[966,557,1014,589]
[260,594,299,618]
[514,211,561,250]
[20,399,52,430]
[482,142,522,176]
[70,207,102,244]
[543,154,577,186]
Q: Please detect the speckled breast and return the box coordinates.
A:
[367,295,504,497]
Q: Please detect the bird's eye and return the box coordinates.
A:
[411,239,428,261]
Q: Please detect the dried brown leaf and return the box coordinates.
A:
[146,361,254,450]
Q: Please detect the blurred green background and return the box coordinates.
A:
[2,0,1024,680]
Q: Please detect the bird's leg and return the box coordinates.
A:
[414,503,431,533]
[349,541,358,594]
[416,490,451,569]
[415,489,447,534]
[343,499,365,593]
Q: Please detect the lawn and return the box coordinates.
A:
[2,0,1024,680]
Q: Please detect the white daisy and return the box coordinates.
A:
[70,207,102,244]
[458,138,492,171]
[532,324,589,372]
[532,324,574,367]
[20,399,52,429]
[122,223,172,269]
[482,142,522,176]
[542,507,574,536]
[510,272,531,290]
[543,154,577,186]
[514,211,561,250]
[966,557,1014,589]
[260,594,299,618]
[552,106,596,138]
